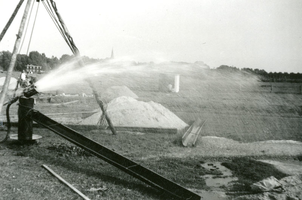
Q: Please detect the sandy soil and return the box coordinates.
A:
[141,136,302,159]
[259,160,302,175]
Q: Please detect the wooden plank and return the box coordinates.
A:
[42,165,90,200]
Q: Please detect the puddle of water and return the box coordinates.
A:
[200,162,238,189]
[190,189,228,200]
[199,190,227,200]
[191,162,238,199]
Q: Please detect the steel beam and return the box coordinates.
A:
[32,110,201,200]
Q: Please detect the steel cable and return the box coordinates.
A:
[19,0,35,53]
[26,1,40,55]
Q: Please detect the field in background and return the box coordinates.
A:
[88,67,302,143]
[1,68,302,143]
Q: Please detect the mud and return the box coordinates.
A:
[201,162,238,189]
[194,162,239,200]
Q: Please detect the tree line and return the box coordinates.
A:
[0,51,100,72]
[217,65,302,83]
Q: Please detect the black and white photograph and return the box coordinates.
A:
[0,1,301,199]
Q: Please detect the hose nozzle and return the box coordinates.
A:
[23,85,38,98]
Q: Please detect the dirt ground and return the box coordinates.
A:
[1,124,302,200]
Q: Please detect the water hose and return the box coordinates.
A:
[0,96,19,143]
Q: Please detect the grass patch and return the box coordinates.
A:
[140,158,210,189]
[221,157,288,191]
[46,143,93,157]
[296,155,302,161]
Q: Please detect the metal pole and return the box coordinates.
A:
[0,0,33,115]
[87,80,116,135]
[0,0,25,42]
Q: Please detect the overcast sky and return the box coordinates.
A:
[0,0,301,73]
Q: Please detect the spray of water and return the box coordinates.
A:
[34,58,142,92]
[34,56,260,96]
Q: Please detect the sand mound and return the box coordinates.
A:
[102,86,138,103]
[80,96,188,130]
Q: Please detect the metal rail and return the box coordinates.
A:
[32,110,201,200]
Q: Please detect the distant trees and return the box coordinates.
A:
[0,51,12,70]
[59,54,74,64]
[0,50,54,71]
[217,65,240,72]
[217,65,302,82]
[0,50,100,72]
[264,72,302,82]
[241,68,302,82]
[15,54,28,71]
[47,56,59,70]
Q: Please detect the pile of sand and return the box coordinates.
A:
[80,96,188,130]
[102,86,138,103]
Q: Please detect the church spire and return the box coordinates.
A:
[110,48,114,59]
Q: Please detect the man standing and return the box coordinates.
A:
[19,70,28,88]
